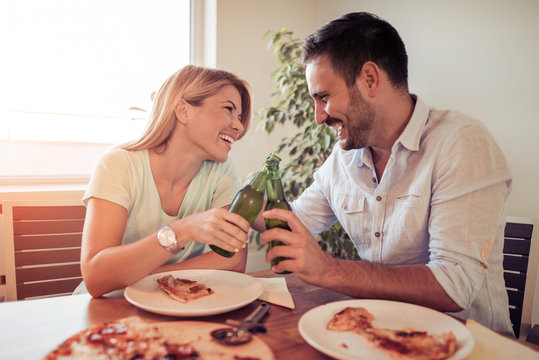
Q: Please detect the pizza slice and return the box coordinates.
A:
[44,317,199,359]
[327,306,374,332]
[327,306,457,360]
[364,326,457,360]
[157,275,215,303]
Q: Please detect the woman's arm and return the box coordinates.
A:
[80,198,175,297]
[154,247,248,274]
[80,198,250,297]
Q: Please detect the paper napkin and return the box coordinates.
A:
[465,319,539,359]
[256,277,295,309]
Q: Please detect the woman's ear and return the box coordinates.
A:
[174,99,190,125]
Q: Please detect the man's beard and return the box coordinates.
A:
[331,86,376,150]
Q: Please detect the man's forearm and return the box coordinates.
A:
[314,258,462,312]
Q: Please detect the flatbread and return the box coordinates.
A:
[44,316,274,359]
[157,275,215,303]
[327,306,457,360]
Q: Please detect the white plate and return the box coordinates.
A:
[124,269,264,316]
[298,299,474,360]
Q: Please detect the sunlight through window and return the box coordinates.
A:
[0,0,190,143]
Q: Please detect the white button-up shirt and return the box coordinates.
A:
[292,96,513,334]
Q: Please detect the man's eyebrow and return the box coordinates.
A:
[311,91,326,99]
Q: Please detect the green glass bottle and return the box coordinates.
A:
[210,162,268,257]
[264,154,292,274]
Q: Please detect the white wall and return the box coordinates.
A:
[216,0,539,221]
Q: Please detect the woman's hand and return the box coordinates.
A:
[172,207,250,253]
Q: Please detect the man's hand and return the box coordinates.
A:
[261,208,335,284]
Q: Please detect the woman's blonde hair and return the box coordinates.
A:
[122,65,251,151]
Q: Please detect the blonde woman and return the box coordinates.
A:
[76,65,252,297]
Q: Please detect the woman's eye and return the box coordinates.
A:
[224,106,233,112]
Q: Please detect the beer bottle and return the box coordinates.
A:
[210,161,268,257]
[264,154,292,274]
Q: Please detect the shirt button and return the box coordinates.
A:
[372,177,377,183]
[376,196,382,201]
[375,231,381,237]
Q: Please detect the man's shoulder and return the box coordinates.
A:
[427,107,486,133]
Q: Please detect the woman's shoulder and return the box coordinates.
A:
[99,147,148,168]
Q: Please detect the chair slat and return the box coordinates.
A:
[503,271,527,291]
[13,219,85,235]
[13,206,86,221]
[503,238,531,256]
[14,234,82,250]
[16,278,82,300]
[503,254,529,273]
[507,288,524,308]
[15,248,81,266]
[504,222,534,240]
[15,264,81,283]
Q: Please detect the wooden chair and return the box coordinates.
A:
[503,216,539,340]
[8,205,86,300]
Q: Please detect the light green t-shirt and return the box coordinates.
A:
[83,148,241,264]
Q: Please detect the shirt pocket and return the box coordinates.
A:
[389,194,429,256]
[334,194,369,253]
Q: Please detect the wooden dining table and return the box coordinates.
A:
[0,269,537,359]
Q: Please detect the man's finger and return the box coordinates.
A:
[262,208,305,232]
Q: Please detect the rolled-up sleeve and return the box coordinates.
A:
[426,124,511,308]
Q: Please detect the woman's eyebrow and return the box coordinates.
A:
[226,100,238,110]
[223,100,237,109]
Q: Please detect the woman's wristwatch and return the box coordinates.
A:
[157,225,184,254]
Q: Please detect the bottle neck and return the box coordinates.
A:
[250,164,268,192]
[266,167,285,201]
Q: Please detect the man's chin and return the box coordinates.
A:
[339,138,363,151]
[339,138,352,151]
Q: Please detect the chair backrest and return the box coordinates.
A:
[503,216,539,339]
[12,205,85,300]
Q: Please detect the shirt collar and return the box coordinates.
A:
[395,94,430,152]
[355,94,430,167]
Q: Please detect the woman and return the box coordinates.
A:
[77,65,252,297]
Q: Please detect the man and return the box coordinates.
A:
[261,12,513,335]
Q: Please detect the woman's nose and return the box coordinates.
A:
[232,115,244,133]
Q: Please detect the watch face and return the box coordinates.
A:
[160,227,176,246]
[158,226,181,253]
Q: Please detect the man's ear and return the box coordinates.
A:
[174,99,190,125]
[357,61,380,97]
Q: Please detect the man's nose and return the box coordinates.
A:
[314,105,329,125]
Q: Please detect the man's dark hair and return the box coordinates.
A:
[302,12,409,91]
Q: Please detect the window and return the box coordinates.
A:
[0,0,190,144]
